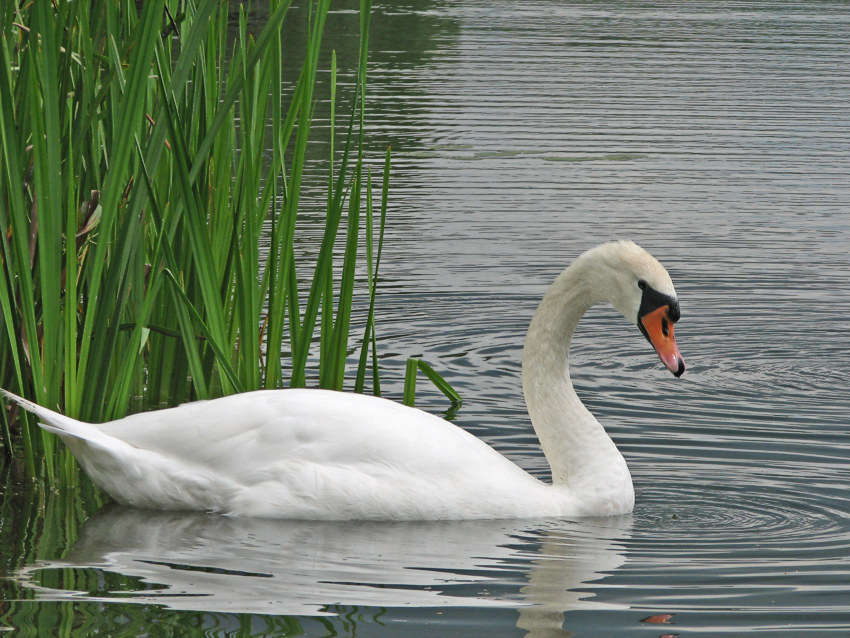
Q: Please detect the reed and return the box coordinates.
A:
[0,0,458,480]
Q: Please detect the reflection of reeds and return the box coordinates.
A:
[0,0,456,480]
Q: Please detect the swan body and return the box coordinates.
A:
[3,241,685,520]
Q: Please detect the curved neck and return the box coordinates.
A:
[521,260,630,493]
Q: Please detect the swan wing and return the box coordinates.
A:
[105,390,488,473]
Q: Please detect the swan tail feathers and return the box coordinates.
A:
[1,388,95,441]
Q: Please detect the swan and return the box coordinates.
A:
[2,241,685,520]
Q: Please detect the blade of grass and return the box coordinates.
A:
[0,30,40,427]
[187,0,293,186]
[152,49,234,392]
[29,1,64,414]
[321,166,362,390]
[164,270,245,395]
[278,0,333,388]
[403,358,463,409]
[75,0,164,419]
[354,147,390,395]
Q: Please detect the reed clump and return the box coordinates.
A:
[0,0,458,481]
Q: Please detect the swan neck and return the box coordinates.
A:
[521,260,630,495]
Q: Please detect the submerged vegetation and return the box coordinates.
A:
[0,0,458,480]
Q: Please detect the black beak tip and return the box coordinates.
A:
[673,358,685,378]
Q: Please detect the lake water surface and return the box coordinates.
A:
[3,1,850,636]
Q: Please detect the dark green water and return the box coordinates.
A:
[3,1,850,635]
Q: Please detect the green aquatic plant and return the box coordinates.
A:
[0,0,458,480]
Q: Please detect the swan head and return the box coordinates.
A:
[581,241,686,377]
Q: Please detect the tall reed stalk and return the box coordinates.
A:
[0,0,456,481]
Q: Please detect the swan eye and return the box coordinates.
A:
[637,280,648,290]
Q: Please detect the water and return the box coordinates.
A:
[3,1,850,635]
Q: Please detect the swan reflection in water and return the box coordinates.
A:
[16,505,631,635]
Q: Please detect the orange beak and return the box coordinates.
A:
[640,305,685,377]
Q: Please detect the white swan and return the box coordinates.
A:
[3,241,685,520]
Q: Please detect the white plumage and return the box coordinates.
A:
[3,241,685,520]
